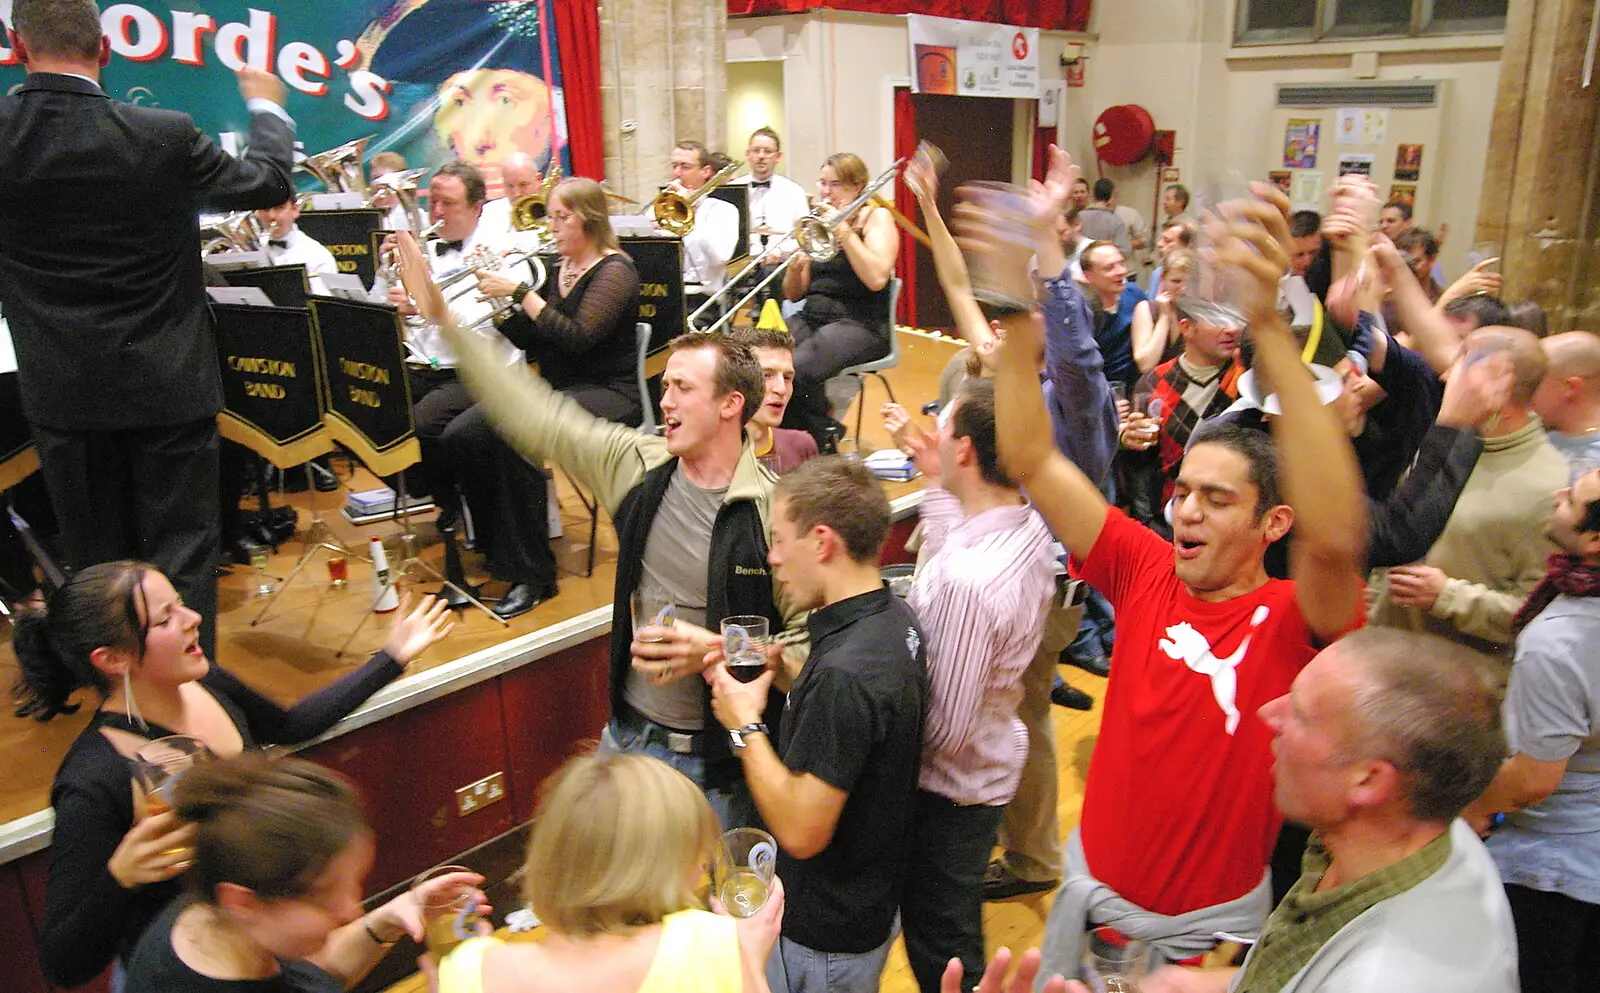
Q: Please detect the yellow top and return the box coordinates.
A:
[436,910,744,993]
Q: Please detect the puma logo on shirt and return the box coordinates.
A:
[1159,605,1271,735]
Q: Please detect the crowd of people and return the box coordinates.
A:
[3,2,1600,993]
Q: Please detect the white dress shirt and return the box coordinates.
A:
[368,226,522,371]
[263,226,339,296]
[678,194,739,295]
[382,203,412,231]
[478,196,549,254]
[735,173,811,257]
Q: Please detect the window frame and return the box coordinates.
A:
[1234,0,1506,45]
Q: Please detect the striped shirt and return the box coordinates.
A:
[908,487,1056,806]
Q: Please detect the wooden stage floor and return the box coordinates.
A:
[0,329,967,832]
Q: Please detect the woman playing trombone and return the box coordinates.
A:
[780,153,900,450]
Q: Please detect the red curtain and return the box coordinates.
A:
[728,0,1091,31]
[892,86,918,327]
[552,0,606,180]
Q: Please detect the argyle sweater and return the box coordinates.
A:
[1150,354,1246,498]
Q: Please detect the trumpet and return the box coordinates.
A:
[690,158,906,332]
[378,220,444,282]
[647,161,744,237]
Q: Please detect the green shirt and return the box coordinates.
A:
[1233,830,1452,993]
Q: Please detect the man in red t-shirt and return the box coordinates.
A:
[962,185,1367,978]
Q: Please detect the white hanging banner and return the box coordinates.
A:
[908,14,1040,99]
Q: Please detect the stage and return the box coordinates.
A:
[0,328,966,993]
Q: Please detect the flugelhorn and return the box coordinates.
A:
[690,159,906,332]
[648,161,744,237]
[300,136,374,197]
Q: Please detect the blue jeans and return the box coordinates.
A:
[599,717,755,829]
[902,791,1007,992]
[766,928,898,993]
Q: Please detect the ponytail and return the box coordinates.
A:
[10,561,150,722]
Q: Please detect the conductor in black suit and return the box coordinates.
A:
[0,0,296,658]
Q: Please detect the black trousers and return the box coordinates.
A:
[406,368,475,502]
[1505,883,1600,993]
[780,309,889,448]
[31,417,220,658]
[902,789,1007,993]
[443,383,639,586]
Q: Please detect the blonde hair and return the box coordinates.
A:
[1164,248,1197,278]
[823,152,869,192]
[551,177,620,252]
[522,751,719,936]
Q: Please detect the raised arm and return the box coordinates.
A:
[954,189,1109,558]
[191,70,296,211]
[905,159,991,347]
[395,232,651,513]
[1374,239,1461,376]
[1220,189,1365,642]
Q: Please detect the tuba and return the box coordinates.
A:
[366,167,429,233]
[199,211,265,255]
[300,136,374,197]
[648,161,744,237]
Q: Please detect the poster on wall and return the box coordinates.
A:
[0,0,571,199]
[1283,119,1320,169]
[1394,143,1423,181]
[1290,170,1324,209]
[1336,107,1387,146]
[1389,184,1417,209]
[1337,153,1375,177]
[1039,80,1065,132]
[907,14,1040,99]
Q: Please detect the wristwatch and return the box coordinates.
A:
[728,722,768,750]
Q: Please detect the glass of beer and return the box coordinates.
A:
[720,616,770,683]
[629,592,676,644]
[133,735,213,817]
[1081,928,1156,993]
[412,864,483,956]
[713,828,778,918]
[327,556,349,587]
[250,546,275,597]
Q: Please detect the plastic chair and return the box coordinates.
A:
[832,277,902,449]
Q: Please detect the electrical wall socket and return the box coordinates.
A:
[455,772,507,817]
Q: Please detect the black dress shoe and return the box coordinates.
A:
[1051,682,1094,711]
[1062,643,1111,678]
[491,582,557,620]
[982,860,1060,901]
[434,505,459,533]
[311,461,339,492]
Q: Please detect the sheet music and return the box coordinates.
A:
[317,273,370,300]
[207,286,276,307]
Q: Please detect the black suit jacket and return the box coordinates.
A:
[0,73,294,430]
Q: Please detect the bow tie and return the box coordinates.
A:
[440,239,466,253]
[268,239,288,249]
[750,180,771,189]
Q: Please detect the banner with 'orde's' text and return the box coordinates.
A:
[0,0,570,197]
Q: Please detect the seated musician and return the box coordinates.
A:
[666,140,739,314]
[373,163,547,616]
[255,197,338,296]
[780,152,899,450]
[478,150,543,245]
[368,150,411,231]
[730,127,812,309]
[462,177,644,618]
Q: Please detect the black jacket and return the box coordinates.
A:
[610,458,785,768]
[0,73,293,430]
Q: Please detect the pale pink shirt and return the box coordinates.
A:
[907,487,1056,806]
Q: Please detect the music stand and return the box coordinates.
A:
[310,299,505,655]
[211,302,363,624]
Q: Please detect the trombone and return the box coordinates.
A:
[647,161,744,237]
[690,158,906,332]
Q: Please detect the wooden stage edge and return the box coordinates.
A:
[0,328,965,866]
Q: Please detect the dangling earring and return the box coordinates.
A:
[122,670,148,731]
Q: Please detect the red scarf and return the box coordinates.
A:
[1512,553,1600,635]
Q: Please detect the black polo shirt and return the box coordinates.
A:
[776,586,929,954]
